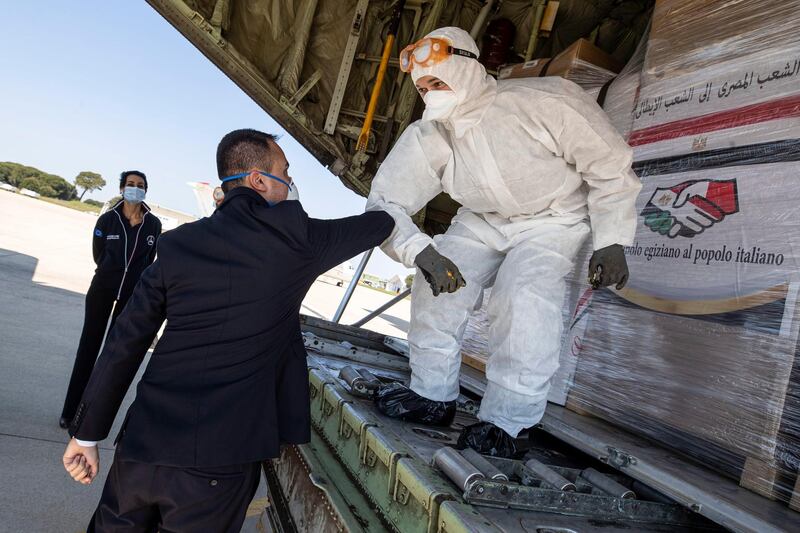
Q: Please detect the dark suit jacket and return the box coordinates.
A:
[69,187,394,467]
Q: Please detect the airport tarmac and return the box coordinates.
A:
[0,190,410,532]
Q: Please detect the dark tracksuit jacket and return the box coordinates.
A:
[61,201,162,420]
[68,188,393,532]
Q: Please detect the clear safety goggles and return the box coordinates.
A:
[399,37,478,73]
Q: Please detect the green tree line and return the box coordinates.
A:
[0,162,105,201]
[0,162,77,200]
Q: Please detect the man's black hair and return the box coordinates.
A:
[120,170,148,190]
[216,129,279,193]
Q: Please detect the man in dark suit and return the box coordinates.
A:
[61,129,395,532]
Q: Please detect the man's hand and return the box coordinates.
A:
[414,245,466,296]
[588,244,629,290]
[63,439,99,485]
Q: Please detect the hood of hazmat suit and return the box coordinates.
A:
[411,26,498,137]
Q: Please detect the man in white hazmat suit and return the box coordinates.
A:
[367,27,641,457]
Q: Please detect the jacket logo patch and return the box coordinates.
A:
[94,229,103,237]
[147,235,155,246]
[106,234,120,240]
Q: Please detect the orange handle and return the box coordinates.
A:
[357,33,395,152]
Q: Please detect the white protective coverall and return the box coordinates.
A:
[366,27,641,437]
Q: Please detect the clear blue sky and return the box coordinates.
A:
[0,2,411,280]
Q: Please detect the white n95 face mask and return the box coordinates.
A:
[286,182,300,202]
[422,90,458,122]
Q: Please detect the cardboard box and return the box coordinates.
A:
[499,38,623,80]
[547,38,623,77]
[498,58,550,80]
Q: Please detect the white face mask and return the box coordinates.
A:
[422,90,458,122]
[286,182,300,202]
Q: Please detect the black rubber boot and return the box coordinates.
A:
[456,421,517,458]
[374,382,456,427]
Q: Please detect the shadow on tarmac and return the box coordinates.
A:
[0,247,268,532]
[358,306,410,332]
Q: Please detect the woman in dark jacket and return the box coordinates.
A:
[60,170,162,428]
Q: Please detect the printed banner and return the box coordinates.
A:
[620,162,800,306]
[629,49,800,160]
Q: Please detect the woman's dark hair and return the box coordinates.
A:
[120,170,148,190]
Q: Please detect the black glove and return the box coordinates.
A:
[588,244,629,290]
[414,244,466,297]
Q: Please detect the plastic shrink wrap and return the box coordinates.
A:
[573,0,800,507]
[463,0,800,508]
[598,29,646,140]
[643,0,800,86]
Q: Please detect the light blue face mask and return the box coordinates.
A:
[122,186,146,204]
[220,171,296,205]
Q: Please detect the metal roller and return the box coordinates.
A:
[524,458,576,491]
[356,368,380,383]
[433,447,484,491]
[338,366,379,397]
[460,448,509,482]
[339,366,362,386]
[580,468,636,499]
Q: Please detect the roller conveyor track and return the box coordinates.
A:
[266,320,799,533]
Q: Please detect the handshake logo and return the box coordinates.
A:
[641,179,739,238]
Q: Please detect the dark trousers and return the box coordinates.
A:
[61,283,129,420]
[88,453,261,533]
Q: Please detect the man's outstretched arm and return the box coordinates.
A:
[308,210,395,274]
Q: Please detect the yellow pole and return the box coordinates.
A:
[357,33,395,152]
